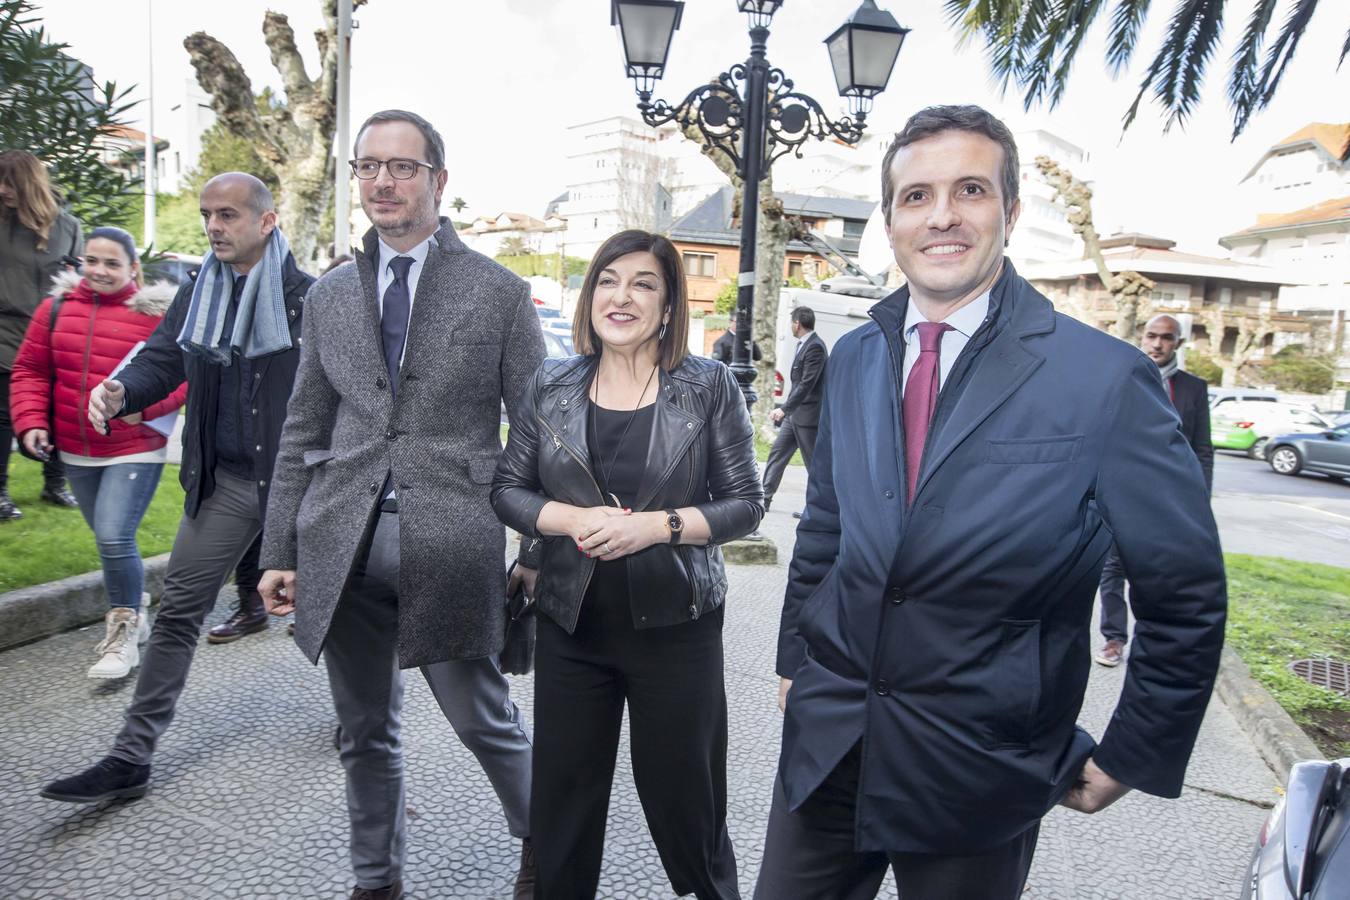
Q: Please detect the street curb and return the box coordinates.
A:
[1215,644,1324,784]
[724,534,778,565]
[0,554,169,652]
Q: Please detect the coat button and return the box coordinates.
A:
[376,377,386,389]
[888,587,906,605]
[560,398,568,406]
[386,429,398,440]
[688,603,698,615]
[258,480,267,488]
[251,408,258,415]
[875,679,891,697]
[368,482,379,494]
[883,489,895,499]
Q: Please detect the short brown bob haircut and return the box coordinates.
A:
[572,230,690,371]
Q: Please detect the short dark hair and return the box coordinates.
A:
[880,105,1019,226]
[354,109,445,171]
[573,230,689,371]
[791,306,815,330]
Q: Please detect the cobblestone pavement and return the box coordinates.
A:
[1,466,1277,899]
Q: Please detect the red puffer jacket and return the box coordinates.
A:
[9,271,187,458]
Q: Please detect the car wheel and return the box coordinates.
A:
[1247,436,1269,460]
[1268,446,1302,476]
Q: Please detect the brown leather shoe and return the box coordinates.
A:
[514,837,536,900]
[350,882,402,900]
[207,592,268,644]
[1094,639,1125,667]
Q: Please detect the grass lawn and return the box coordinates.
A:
[1225,553,1350,758]
[0,456,185,593]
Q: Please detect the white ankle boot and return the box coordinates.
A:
[89,608,141,679]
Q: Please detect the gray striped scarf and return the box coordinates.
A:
[176,229,293,365]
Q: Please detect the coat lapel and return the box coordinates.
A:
[633,370,703,512]
[912,282,1054,500]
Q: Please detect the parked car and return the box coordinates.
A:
[1212,401,1332,459]
[1241,756,1348,898]
[1210,388,1280,410]
[141,252,203,286]
[541,329,573,359]
[1265,423,1350,481]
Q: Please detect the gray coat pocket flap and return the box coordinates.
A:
[302,449,336,467]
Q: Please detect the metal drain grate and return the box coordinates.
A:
[1287,658,1350,697]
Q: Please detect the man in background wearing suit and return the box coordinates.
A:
[761,306,827,515]
[757,105,1226,900]
[1095,313,1213,667]
[259,110,544,900]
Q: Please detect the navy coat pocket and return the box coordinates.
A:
[988,618,1042,748]
[984,435,1083,464]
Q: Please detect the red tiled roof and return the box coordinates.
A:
[1225,195,1350,240]
[1272,123,1350,161]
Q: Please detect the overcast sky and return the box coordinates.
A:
[35,0,1350,254]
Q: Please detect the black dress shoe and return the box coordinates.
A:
[0,493,21,521]
[41,756,150,803]
[40,485,79,508]
[350,882,402,900]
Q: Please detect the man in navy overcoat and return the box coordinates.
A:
[755,105,1227,900]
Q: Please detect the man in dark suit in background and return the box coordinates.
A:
[710,319,762,365]
[762,306,827,514]
[756,105,1226,900]
[1095,313,1213,667]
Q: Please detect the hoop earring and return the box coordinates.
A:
[658,322,667,341]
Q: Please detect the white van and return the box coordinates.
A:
[774,277,884,401]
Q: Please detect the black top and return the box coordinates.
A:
[588,402,654,509]
[584,401,655,616]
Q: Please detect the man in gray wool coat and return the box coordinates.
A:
[258,110,545,900]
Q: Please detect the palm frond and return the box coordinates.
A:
[1106,0,1154,74]
[1122,0,1225,133]
[1227,0,1278,140]
[1249,0,1321,123]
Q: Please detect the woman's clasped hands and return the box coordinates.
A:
[569,504,667,562]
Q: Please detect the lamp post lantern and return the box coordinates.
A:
[612,0,908,410]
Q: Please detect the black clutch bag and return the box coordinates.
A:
[500,562,537,676]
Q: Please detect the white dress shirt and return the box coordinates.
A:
[376,233,437,366]
[900,290,991,398]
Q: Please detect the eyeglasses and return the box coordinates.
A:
[349,158,435,180]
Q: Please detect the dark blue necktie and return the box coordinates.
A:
[380,256,414,396]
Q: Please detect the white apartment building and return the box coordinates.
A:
[157,78,217,195]
[1238,123,1350,216]
[1222,123,1350,316]
[1006,128,1089,267]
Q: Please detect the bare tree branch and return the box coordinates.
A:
[263,12,314,105]
[183,32,286,166]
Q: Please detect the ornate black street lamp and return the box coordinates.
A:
[612,0,908,409]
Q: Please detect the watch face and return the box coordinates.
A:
[667,514,682,531]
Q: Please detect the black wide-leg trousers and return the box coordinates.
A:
[532,591,739,900]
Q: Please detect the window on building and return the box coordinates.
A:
[683,252,716,278]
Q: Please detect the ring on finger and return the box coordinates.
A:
[603,541,613,555]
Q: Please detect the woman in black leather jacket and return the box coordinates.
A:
[492,230,762,900]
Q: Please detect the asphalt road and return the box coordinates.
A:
[1211,451,1350,567]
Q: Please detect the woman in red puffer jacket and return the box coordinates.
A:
[9,226,186,679]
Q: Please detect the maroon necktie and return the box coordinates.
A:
[903,321,953,502]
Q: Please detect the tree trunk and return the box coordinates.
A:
[184,1,368,267]
[680,119,797,434]
[1034,156,1154,341]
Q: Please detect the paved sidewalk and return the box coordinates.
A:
[1,466,1275,898]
